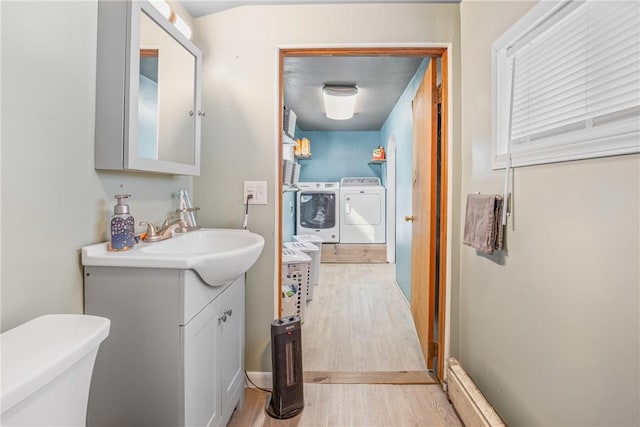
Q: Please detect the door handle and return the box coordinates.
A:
[405,215,415,222]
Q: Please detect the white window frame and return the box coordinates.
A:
[492,0,640,169]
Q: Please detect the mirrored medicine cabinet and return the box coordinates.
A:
[95,0,202,175]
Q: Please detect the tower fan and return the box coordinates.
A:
[266,316,304,419]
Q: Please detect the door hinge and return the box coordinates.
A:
[428,341,438,359]
[433,87,442,104]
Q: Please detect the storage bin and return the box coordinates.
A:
[282,160,294,185]
[293,234,324,261]
[281,249,310,322]
[291,163,301,185]
[284,241,320,299]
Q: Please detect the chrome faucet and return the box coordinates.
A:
[140,218,187,242]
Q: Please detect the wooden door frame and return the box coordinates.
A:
[275,44,450,381]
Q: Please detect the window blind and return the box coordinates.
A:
[493,0,640,167]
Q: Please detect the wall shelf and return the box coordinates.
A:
[282,185,300,193]
[296,155,312,160]
[368,159,386,165]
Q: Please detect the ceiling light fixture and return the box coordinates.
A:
[149,0,171,19]
[322,85,358,120]
[173,15,192,39]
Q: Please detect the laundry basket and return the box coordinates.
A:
[281,249,311,322]
[293,234,324,263]
[284,241,320,300]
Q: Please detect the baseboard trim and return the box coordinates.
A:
[446,358,505,427]
[245,371,272,390]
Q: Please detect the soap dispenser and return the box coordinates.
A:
[109,194,135,251]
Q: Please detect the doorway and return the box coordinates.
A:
[277,46,449,381]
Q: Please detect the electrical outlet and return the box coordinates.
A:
[243,181,268,205]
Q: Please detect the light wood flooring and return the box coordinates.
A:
[227,264,461,426]
[229,385,462,427]
[302,263,427,372]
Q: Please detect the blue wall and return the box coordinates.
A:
[296,131,381,182]
[282,190,296,242]
[379,58,429,301]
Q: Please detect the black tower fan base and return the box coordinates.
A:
[265,316,304,419]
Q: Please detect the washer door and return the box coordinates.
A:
[299,192,337,229]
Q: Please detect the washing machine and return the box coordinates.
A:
[296,182,340,243]
[339,177,386,244]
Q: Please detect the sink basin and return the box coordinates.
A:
[82,228,265,286]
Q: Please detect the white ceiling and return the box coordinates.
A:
[179,1,452,131]
[180,0,458,19]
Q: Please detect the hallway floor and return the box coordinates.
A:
[228,263,461,426]
[303,263,426,371]
[229,384,462,426]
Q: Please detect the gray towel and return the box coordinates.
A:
[463,194,504,254]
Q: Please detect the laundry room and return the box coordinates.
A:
[292,131,386,251]
[280,52,444,375]
[281,56,435,266]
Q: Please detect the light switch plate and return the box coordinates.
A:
[243,181,268,205]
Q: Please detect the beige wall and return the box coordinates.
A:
[193,3,461,372]
[5,2,636,424]
[459,1,640,425]
[1,1,192,331]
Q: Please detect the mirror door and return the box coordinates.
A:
[95,1,202,175]
[138,10,196,165]
[127,3,201,174]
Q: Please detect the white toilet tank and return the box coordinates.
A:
[1,314,110,426]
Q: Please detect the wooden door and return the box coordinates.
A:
[410,59,438,371]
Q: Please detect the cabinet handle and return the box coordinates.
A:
[224,308,233,317]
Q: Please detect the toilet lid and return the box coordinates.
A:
[0,314,110,413]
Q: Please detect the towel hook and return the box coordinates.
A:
[502,57,516,226]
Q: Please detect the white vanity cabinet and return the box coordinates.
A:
[182,273,245,427]
[84,268,244,427]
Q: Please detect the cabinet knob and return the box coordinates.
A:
[189,110,194,117]
[405,215,415,222]
[218,314,227,323]
[198,110,206,117]
[224,308,233,317]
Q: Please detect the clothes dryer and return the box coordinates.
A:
[339,177,386,244]
[296,182,340,243]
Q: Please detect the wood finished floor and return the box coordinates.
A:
[229,385,462,427]
[302,263,427,372]
[228,264,461,426]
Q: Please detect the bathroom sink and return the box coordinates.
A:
[82,228,264,286]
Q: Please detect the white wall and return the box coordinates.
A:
[193,3,461,372]
[459,1,640,425]
[1,1,192,331]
